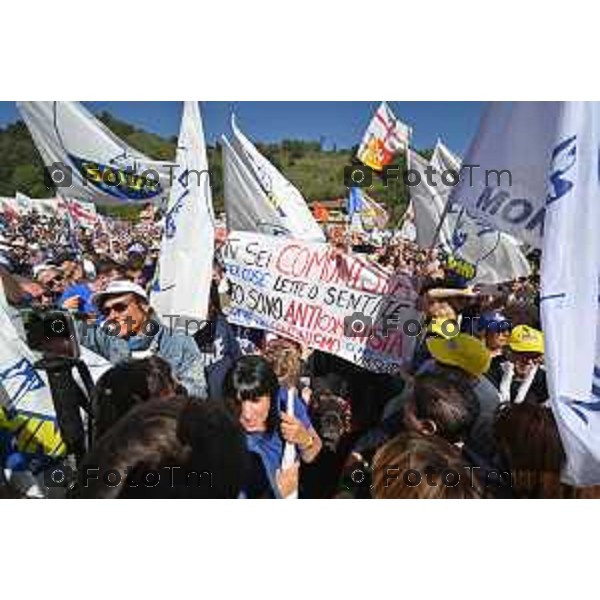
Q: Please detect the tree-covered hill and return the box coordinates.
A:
[0,110,429,224]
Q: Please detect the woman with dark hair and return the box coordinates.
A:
[224,355,322,498]
[92,356,180,440]
[404,371,481,444]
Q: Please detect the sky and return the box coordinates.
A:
[0,101,485,155]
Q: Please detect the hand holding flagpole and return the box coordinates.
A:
[281,387,298,499]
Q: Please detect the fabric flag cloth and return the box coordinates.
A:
[447,103,559,249]
[410,141,531,285]
[539,103,600,485]
[30,197,61,217]
[65,198,98,229]
[357,101,411,172]
[17,101,175,204]
[346,188,388,231]
[450,101,600,485]
[398,202,417,242]
[346,187,365,220]
[0,197,23,219]
[361,192,389,230]
[0,195,61,218]
[222,135,285,236]
[151,101,215,323]
[224,116,325,242]
[0,277,109,466]
[14,192,32,213]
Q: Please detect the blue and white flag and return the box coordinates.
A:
[410,140,530,285]
[18,101,175,204]
[346,187,365,220]
[227,116,325,242]
[447,102,569,249]
[539,102,600,485]
[0,278,109,462]
[151,102,215,322]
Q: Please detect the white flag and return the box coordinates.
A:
[361,192,389,230]
[448,102,567,248]
[17,101,175,204]
[0,279,109,460]
[539,102,600,485]
[222,135,286,236]
[228,116,325,242]
[151,102,215,322]
[410,142,531,285]
[357,101,411,172]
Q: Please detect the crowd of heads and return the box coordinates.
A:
[1,205,593,500]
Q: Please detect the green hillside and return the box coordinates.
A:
[0,110,429,225]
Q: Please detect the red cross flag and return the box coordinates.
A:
[65,198,98,229]
[357,102,411,172]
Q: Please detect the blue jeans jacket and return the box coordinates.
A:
[75,319,208,399]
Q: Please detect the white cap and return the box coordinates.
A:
[92,279,149,307]
[33,263,58,279]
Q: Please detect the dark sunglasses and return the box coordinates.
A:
[100,301,130,317]
[47,275,63,287]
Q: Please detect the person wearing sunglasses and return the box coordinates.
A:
[34,265,67,307]
[68,280,208,399]
[496,325,547,405]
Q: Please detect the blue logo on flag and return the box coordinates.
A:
[0,357,45,408]
[70,155,163,201]
[547,135,576,205]
[165,170,190,239]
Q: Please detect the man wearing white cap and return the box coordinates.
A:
[69,280,208,398]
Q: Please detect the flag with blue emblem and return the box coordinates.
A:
[17,101,176,204]
[447,102,574,248]
[540,102,600,485]
[0,278,65,460]
[151,102,215,322]
[346,187,365,220]
[410,140,530,284]
[226,116,325,242]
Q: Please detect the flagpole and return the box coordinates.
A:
[429,195,452,250]
[397,123,414,234]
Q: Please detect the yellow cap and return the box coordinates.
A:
[427,319,460,339]
[426,333,492,377]
[508,325,544,354]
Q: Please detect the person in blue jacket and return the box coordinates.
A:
[224,356,322,498]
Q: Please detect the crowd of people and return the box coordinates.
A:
[0,204,594,499]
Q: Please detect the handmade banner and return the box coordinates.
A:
[222,231,420,374]
[63,198,98,229]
